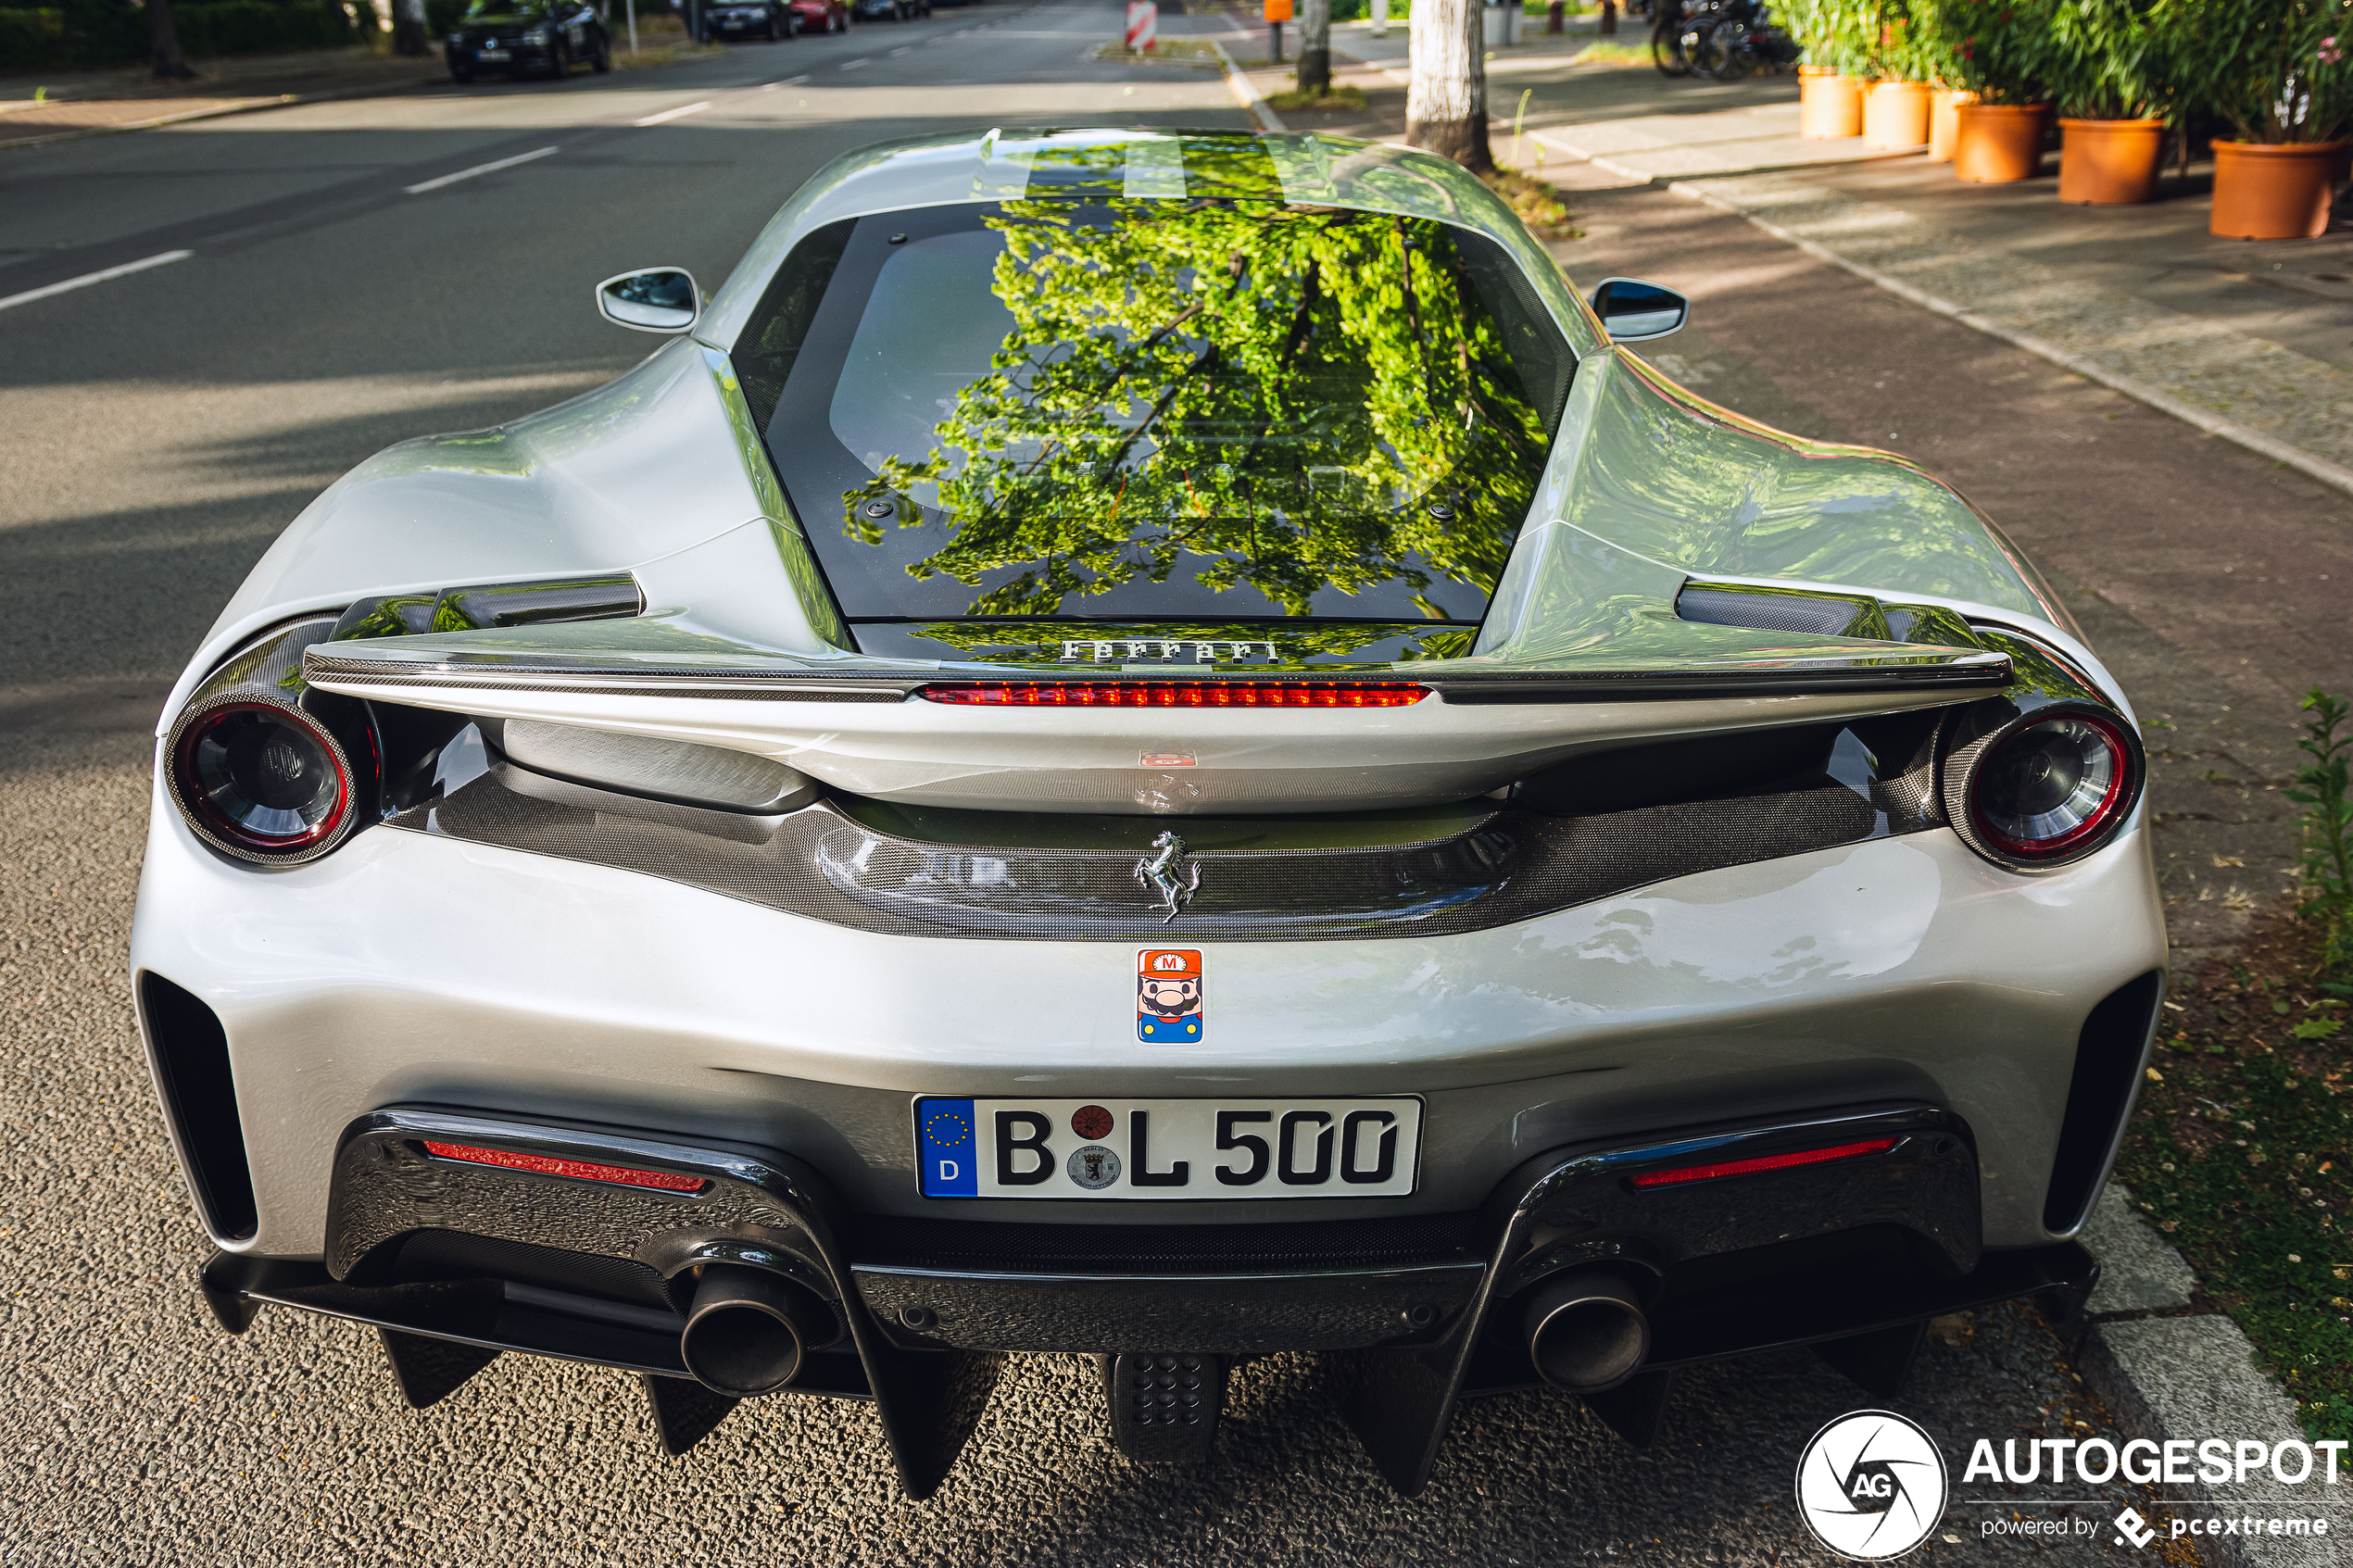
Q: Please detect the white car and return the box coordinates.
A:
[133,128,2164,1496]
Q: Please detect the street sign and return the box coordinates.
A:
[1263,0,1291,18]
[1126,0,1156,50]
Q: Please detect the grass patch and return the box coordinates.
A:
[1088,39,1226,67]
[1264,82,1368,111]
[2112,691,2353,1443]
[1482,167,1580,239]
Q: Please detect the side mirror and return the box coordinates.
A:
[1588,277,1688,342]
[596,267,699,333]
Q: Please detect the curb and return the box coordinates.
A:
[2075,1185,2328,1567]
[1666,179,2353,507]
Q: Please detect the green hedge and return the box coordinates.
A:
[0,0,361,69]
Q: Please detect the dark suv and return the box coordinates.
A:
[446,0,612,81]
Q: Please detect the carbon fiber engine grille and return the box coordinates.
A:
[849,1212,1485,1273]
[388,766,1924,941]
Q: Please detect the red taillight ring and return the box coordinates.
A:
[1972,711,2130,857]
[167,696,358,864]
[916,682,1429,709]
[1961,708,2136,863]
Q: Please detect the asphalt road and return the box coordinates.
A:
[5,7,2349,1563]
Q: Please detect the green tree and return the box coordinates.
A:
[840,199,1549,620]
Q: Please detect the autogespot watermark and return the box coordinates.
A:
[1794,1413,2347,1560]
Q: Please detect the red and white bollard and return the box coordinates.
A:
[1125,0,1156,51]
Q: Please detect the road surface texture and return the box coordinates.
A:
[6,5,2347,1562]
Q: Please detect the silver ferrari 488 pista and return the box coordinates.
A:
[132,127,2165,1497]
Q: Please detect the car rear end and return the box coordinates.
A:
[132,131,2167,1497]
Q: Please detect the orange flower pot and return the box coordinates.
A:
[1800,69,1866,140]
[2210,140,2348,240]
[1927,88,1975,162]
[1863,81,1931,150]
[2058,118,2166,205]
[1953,103,2048,183]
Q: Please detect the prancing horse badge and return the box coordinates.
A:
[1138,948,1202,1043]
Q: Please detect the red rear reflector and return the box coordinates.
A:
[1628,1136,1898,1190]
[916,682,1428,709]
[422,1141,709,1194]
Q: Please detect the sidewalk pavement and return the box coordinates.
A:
[1276,29,2353,495]
[1671,169,2353,495]
[0,48,449,148]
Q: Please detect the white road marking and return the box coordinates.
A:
[772,72,810,83]
[1207,36,1285,132]
[402,144,560,194]
[0,249,192,314]
[888,44,910,55]
[839,56,869,69]
[633,100,712,125]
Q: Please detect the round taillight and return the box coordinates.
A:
[170,699,356,862]
[1947,706,2140,869]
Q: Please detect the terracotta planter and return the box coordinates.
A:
[2058,118,2165,205]
[1927,88,1975,162]
[2210,140,2348,240]
[1800,69,1866,140]
[1862,81,1931,150]
[1953,103,2048,183]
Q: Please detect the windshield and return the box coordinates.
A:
[463,0,550,16]
[732,196,1574,638]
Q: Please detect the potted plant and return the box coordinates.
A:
[1783,0,1875,138]
[1862,5,1934,149]
[2047,0,2182,205]
[2179,0,2352,238]
[1914,0,2060,182]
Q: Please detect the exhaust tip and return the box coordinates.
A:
[679,1266,829,1398]
[1523,1266,1651,1392]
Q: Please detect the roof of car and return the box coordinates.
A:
[695,128,1601,357]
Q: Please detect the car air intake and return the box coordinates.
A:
[1676,584,1877,638]
[2043,970,2165,1234]
[138,972,258,1241]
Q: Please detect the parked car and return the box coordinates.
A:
[852,0,929,18]
[444,0,610,81]
[150,128,2158,1499]
[701,0,797,40]
[787,0,850,30]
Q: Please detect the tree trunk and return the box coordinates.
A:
[392,0,431,55]
[1598,0,1616,35]
[1296,0,1330,95]
[1407,0,1491,172]
[147,0,195,79]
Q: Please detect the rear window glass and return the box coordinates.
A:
[732,199,1574,630]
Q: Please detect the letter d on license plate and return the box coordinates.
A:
[914,1098,1420,1199]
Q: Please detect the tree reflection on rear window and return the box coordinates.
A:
[735,199,1573,626]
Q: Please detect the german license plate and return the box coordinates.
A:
[914,1097,1421,1200]
[477,46,510,57]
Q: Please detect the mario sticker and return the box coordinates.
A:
[1137,948,1202,1043]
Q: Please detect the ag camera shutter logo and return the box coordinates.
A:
[1795,1410,1949,1560]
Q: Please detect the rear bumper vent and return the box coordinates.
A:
[2043,970,2165,1234]
[137,972,258,1242]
